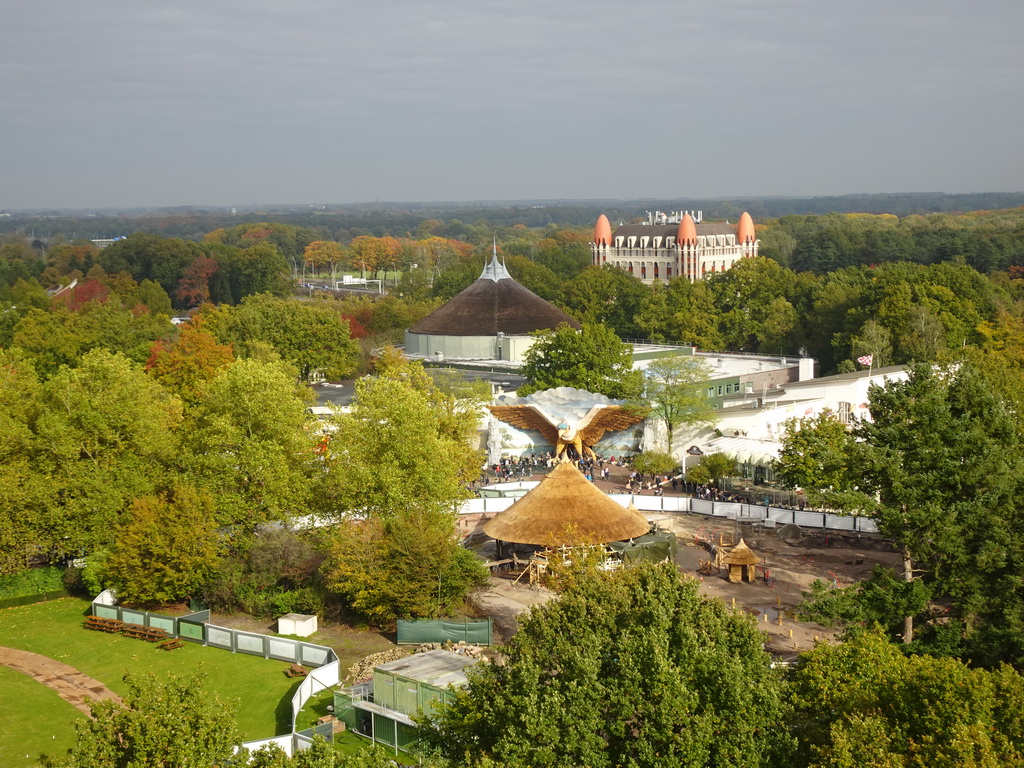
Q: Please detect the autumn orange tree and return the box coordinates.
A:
[303,240,345,280]
[146,322,235,404]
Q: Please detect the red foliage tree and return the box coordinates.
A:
[176,256,219,308]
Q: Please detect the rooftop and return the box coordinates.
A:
[375,649,478,688]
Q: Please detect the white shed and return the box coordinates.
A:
[277,613,318,637]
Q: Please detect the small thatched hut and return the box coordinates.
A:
[723,538,760,583]
[483,462,650,547]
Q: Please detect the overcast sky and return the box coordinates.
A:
[3,0,1022,209]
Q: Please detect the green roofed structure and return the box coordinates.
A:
[335,649,480,754]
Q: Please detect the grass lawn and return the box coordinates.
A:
[0,598,301,767]
[0,665,85,768]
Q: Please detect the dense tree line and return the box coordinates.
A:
[418,562,1024,768]
[5,192,1024,242]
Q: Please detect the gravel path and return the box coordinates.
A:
[0,646,121,716]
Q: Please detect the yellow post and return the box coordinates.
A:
[731,597,736,608]
[777,614,783,626]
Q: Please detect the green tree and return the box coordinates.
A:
[635,278,723,349]
[318,360,486,623]
[322,508,486,625]
[105,487,223,606]
[631,450,677,476]
[34,349,183,558]
[419,562,792,767]
[137,278,173,316]
[319,364,480,521]
[560,266,650,338]
[244,736,396,767]
[774,411,864,509]
[235,242,293,299]
[686,452,737,488]
[632,355,715,456]
[706,257,803,353]
[518,323,643,399]
[201,293,358,382]
[0,348,51,574]
[42,670,238,768]
[782,364,1024,662]
[182,358,316,529]
[789,628,1024,768]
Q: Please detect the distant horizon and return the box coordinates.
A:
[4,190,1024,218]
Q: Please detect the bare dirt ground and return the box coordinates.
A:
[0,646,122,715]
[216,463,900,662]
[469,515,900,658]
[468,463,902,658]
[207,613,397,676]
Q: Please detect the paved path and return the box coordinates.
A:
[0,646,121,716]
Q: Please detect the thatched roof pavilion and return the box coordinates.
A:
[723,538,760,583]
[483,462,650,546]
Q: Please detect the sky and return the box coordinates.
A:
[3,0,1023,210]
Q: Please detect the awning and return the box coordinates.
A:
[697,436,783,466]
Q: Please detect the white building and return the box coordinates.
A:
[591,210,758,285]
[676,365,909,483]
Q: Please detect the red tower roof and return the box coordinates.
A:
[594,214,612,245]
[737,212,756,244]
[676,213,698,245]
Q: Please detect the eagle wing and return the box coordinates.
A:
[486,405,560,447]
[577,405,646,446]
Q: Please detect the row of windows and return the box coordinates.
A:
[707,382,744,397]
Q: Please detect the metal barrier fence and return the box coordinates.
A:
[90,595,340,758]
[89,599,338,668]
[461,492,880,535]
[614,494,879,533]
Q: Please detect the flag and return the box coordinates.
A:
[857,354,873,366]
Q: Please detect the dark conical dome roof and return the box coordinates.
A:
[408,253,581,337]
[483,462,650,546]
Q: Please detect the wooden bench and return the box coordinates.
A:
[83,616,125,633]
[284,664,307,678]
[157,639,184,651]
[120,624,168,642]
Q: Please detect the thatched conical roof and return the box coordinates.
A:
[723,538,760,566]
[483,462,650,546]
[407,252,580,337]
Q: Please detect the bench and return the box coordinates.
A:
[83,616,125,633]
[157,639,184,651]
[284,664,307,678]
[120,624,168,642]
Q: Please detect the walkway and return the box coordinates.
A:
[0,646,121,716]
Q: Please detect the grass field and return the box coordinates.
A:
[0,598,302,768]
[0,664,85,767]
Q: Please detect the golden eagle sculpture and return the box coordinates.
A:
[487,403,644,462]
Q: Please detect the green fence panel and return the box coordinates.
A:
[178,619,205,642]
[333,692,360,732]
[121,609,145,626]
[147,615,176,634]
[396,619,491,645]
[93,604,119,620]
[235,631,266,657]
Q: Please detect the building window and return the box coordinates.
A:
[837,402,852,424]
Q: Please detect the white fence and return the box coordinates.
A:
[462,493,879,534]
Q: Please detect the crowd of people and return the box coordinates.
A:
[473,452,802,508]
